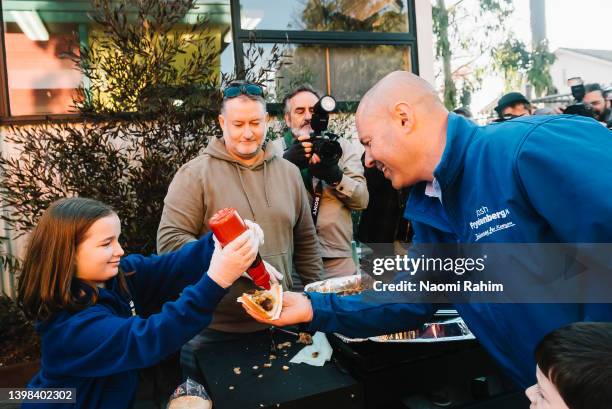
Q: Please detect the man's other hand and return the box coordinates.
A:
[283,135,312,169]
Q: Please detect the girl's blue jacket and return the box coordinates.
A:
[25,233,226,408]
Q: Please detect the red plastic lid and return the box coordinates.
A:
[209,208,246,246]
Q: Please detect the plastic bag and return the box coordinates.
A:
[166,378,212,409]
[304,274,374,295]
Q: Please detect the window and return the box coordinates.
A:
[239,0,410,32]
[232,0,418,108]
[0,0,417,120]
[0,0,233,119]
[249,43,411,103]
[1,2,87,116]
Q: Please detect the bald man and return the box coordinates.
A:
[244,71,612,390]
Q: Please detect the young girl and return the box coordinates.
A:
[17,197,259,408]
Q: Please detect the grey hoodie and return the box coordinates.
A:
[157,136,323,332]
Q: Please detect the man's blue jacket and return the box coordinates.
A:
[307,113,612,388]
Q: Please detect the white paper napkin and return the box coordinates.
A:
[289,332,333,366]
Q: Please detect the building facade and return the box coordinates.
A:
[0,0,433,296]
[550,48,612,93]
[0,0,433,122]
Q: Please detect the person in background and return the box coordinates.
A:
[526,322,612,409]
[274,85,368,278]
[452,107,473,120]
[604,86,612,107]
[357,152,411,249]
[494,92,532,121]
[533,107,555,116]
[583,83,612,127]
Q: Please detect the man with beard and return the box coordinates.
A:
[583,83,612,128]
[272,85,369,279]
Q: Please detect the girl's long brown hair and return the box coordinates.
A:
[17,197,130,321]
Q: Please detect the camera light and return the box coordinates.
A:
[320,95,336,113]
[567,77,583,87]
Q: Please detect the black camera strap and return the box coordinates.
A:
[311,179,324,226]
[284,131,325,225]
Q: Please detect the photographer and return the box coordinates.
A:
[604,86,612,105]
[583,83,612,127]
[273,85,368,279]
[493,92,532,122]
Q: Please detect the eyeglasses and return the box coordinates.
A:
[223,82,264,98]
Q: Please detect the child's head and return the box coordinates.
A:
[18,197,125,321]
[526,322,612,409]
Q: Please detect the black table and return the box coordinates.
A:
[194,330,364,409]
[328,335,529,409]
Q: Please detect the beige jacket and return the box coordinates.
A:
[271,136,369,260]
[157,136,323,332]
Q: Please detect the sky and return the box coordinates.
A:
[546,0,611,51]
[471,0,612,112]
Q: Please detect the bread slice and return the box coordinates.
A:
[238,283,282,320]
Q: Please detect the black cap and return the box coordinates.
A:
[495,92,530,114]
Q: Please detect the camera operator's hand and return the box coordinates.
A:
[283,136,311,169]
[296,133,314,158]
[309,155,343,185]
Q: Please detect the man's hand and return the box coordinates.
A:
[242,291,314,326]
[309,157,343,185]
[283,134,313,169]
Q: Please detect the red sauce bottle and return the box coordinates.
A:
[209,208,271,290]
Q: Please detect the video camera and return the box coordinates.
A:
[564,77,597,118]
[309,95,343,162]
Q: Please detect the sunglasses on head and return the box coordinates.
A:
[223,82,264,98]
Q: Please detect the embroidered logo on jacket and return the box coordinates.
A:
[469,206,516,241]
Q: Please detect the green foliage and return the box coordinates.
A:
[527,41,556,97]
[66,0,221,116]
[432,0,516,109]
[433,0,556,106]
[493,38,556,97]
[432,0,456,109]
[296,0,407,32]
[1,118,212,254]
[0,0,280,255]
[0,236,20,297]
[272,0,411,105]
[493,38,531,91]
[0,295,40,365]
[479,0,514,18]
